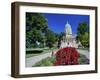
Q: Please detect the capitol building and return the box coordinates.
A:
[60,21,81,48]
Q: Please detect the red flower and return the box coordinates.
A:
[54,61,61,66]
[54,47,79,66]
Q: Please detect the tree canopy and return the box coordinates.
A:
[26,13,58,48]
[77,22,89,48]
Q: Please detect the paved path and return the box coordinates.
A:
[26,52,52,67]
[77,49,89,59]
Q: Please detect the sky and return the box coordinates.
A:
[43,13,90,34]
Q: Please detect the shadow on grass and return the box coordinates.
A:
[78,54,89,64]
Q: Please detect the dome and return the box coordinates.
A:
[65,21,72,35]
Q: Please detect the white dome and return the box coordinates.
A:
[65,21,72,35]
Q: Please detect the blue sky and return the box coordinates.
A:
[43,13,89,34]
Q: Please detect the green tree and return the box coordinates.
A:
[77,22,89,48]
[77,22,89,35]
[26,13,48,32]
[45,29,57,48]
[81,32,89,47]
[26,13,48,48]
[59,32,64,40]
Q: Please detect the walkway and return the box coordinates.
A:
[26,52,52,67]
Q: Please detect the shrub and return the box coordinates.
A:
[54,47,80,65]
[26,49,43,54]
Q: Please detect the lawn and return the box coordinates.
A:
[32,56,56,67]
[26,48,57,58]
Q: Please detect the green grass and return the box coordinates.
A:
[26,49,51,58]
[78,54,89,64]
[26,49,43,54]
[26,48,58,58]
[32,56,56,67]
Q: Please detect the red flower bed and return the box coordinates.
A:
[54,47,79,66]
